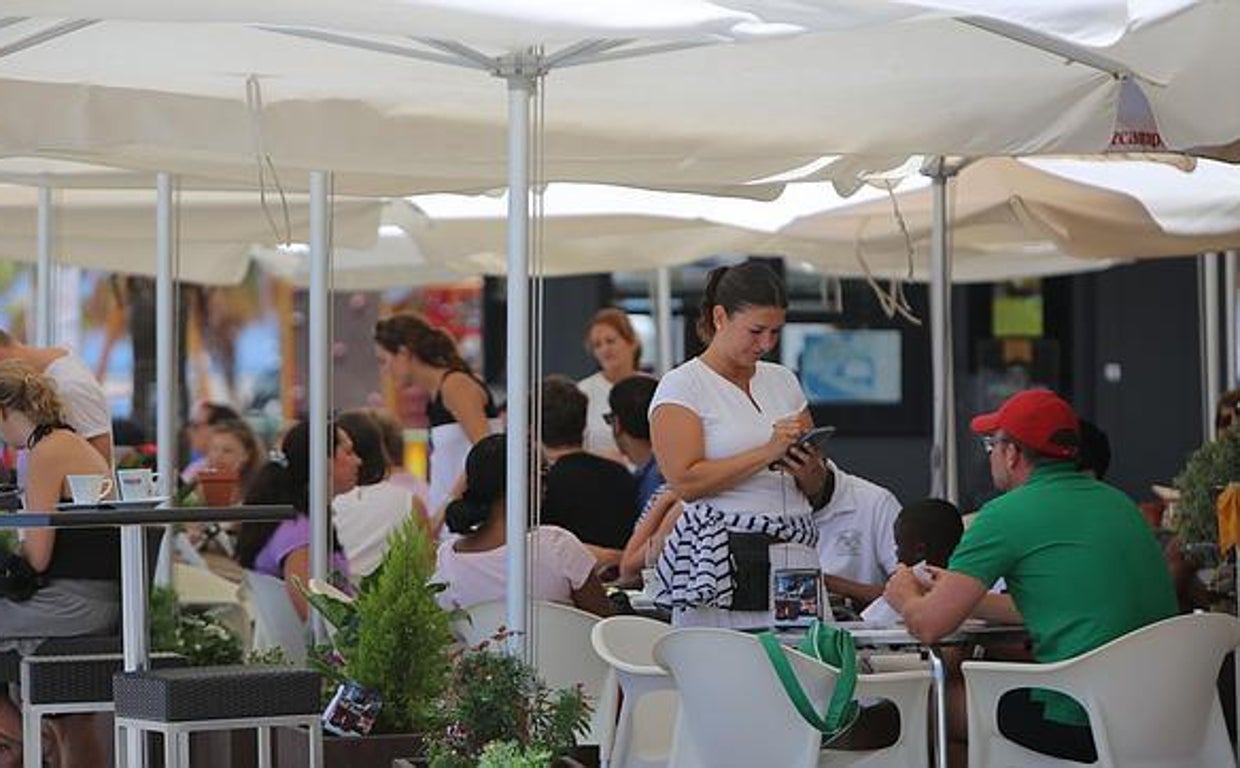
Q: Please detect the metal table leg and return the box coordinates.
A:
[120,524,149,768]
[929,646,948,768]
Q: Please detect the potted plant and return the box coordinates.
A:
[423,630,592,768]
[1173,428,1240,544]
[279,516,456,767]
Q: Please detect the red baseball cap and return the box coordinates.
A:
[970,389,1080,459]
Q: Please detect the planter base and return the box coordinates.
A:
[275,727,421,768]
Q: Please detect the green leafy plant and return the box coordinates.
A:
[477,741,554,768]
[425,631,591,768]
[150,586,244,666]
[1174,428,1240,543]
[302,517,455,734]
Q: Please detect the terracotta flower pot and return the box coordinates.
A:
[197,469,241,507]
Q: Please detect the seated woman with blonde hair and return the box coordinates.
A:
[0,359,120,765]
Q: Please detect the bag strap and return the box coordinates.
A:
[758,632,834,733]
[802,621,859,730]
[758,623,860,737]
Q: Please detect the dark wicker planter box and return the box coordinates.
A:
[275,727,421,768]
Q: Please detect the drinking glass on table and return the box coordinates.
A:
[642,534,665,597]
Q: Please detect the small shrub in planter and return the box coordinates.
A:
[286,517,454,767]
[424,631,592,768]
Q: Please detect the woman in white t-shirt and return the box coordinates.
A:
[334,409,428,580]
[433,434,612,616]
[650,262,833,629]
[577,308,641,463]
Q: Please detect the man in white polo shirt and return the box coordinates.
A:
[814,460,902,608]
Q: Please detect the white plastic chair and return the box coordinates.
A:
[963,612,1240,768]
[241,569,309,664]
[461,600,618,752]
[653,628,932,768]
[591,616,678,768]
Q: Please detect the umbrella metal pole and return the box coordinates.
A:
[309,170,332,642]
[927,159,958,505]
[1200,253,1221,443]
[655,267,674,375]
[154,173,175,588]
[36,187,55,346]
[502,57,536,656]
[1226,251,1237,391]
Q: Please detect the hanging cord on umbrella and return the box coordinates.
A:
[849,181,922,325]
[526,50,548,667]
[245,75,293,246]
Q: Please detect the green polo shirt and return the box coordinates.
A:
[949,462,1177,725]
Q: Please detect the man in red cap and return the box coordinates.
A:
[884,389,1176,764]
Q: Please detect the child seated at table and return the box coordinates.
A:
[860,499,964,624]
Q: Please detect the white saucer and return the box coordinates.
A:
[56,496,171,511]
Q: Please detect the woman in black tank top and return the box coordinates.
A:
[374,314,496,528]
[0,359,117,763]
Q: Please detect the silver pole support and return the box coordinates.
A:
[655,267,674,375]
[36,188,55,346]
[502,55,537,655]
[1201,253,1221,443]
[155,173,176,587]
[308,170,332,642]
[1226,251,1237,392]
[926,158,959,503]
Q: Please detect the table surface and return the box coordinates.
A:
[0,504,295,527]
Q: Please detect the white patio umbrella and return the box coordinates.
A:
[779,157,1240,279]
[7,5,1240,717]
[0,184,385,284]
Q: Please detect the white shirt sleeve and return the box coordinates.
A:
[872,489,903,580]
[47,356,112,439]
[649,364,700,417]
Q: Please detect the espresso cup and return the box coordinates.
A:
[66,474,114,505]
[117,468,160,501]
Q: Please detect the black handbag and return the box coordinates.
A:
[728,531,776,611]
[0,552,44,602]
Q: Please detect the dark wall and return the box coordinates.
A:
[830,436,931,506]
[1069,258,1203,501]
[482,275,611,390]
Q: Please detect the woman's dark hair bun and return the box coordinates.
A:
[445,497,490,535]
[696,266,730,344]
[446,434,507,536]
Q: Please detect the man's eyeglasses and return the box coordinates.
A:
[602,412,616,427]
[981,434,1011,455]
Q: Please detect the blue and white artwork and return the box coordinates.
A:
[793,329,902,404]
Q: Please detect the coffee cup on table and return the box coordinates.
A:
[66,474,114,505]
[117,468,160,501]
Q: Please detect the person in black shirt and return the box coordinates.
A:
[539,376,638,569]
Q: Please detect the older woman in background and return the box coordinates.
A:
[577,308,642,462]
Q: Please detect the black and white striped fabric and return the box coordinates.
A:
[653,502,818,611]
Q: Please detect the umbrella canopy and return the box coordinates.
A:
[777,157,1240,282]
[254,158,1240,289]
[0,184,385,284]
[0,2,1235,193]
